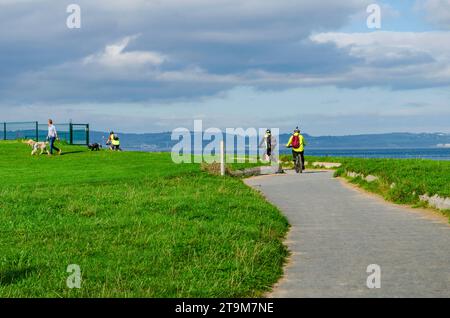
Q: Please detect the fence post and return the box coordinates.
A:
[69,123,73,145]
[35,121,39,141]
[86,124,90,145]
[220,140,225,176]
[3,122,6,140]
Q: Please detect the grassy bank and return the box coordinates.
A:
[289,155,450,218]
[0,141,289,297]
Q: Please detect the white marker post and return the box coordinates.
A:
[220,140,225,176]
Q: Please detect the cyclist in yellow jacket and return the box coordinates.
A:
[286,127,307,172]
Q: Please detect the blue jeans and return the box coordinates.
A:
[49,137,60,154]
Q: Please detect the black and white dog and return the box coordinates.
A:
[88,143,102,151]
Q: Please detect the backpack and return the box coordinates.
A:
[291,135,300,149]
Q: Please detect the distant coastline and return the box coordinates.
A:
[90,131,450,154]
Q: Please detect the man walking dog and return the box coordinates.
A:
[47,119,62,156]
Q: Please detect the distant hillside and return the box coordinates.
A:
[90,132,450,151]
[91,131,173,151]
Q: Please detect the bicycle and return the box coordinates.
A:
[294,154,303,174]
[288,145,303,174]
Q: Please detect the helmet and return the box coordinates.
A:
[294,126,300,133]
[266,129,271,134]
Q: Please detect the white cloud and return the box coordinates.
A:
[2,0,449,110]
[6,30,450,106]
[310,31,450,87]
[311,31,450,56]
[417,0,450,29]
[82,35,166,68]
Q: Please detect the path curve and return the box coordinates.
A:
[245,170,450,298]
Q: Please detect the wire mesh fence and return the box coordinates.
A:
[2,121,38,141]
[2,121,90,145]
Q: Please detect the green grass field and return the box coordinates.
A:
[0,141,288,297]
[288,155,450,218]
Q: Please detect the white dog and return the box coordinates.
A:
[24,139,49,155]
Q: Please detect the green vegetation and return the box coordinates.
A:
[228,161,270,171]
[0,141,288,297]
[200,159,270,177]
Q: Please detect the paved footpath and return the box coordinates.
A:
[245,170,450,298]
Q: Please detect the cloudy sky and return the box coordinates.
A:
[1,0,450,134]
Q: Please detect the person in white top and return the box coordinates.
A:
[47,119,62,155]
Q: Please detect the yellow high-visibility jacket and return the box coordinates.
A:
[110,134,120,146]
[286,133,306,152]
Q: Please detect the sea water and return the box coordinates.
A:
[293,148,450,160]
